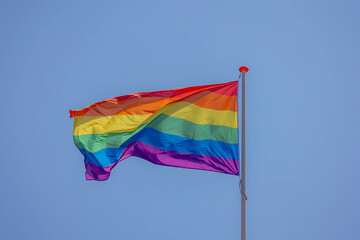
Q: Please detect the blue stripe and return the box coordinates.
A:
[80,127,238,168]
[80,148,118,168]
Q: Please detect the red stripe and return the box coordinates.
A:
[70,81,237,118]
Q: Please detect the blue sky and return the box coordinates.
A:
[1,0,359,239]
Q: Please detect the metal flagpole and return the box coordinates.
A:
[239,66,249,240]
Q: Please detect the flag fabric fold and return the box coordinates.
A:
[70,81,239,180]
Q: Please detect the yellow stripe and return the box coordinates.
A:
[73,114,152,135]
[161,102,237,128]
[73,101,237,136]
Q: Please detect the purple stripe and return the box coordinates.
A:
[85,141,239,181]
[85,162,116,181]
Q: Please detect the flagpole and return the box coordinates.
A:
[239,66,249,240]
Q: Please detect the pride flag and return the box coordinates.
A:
[70,81,239,180]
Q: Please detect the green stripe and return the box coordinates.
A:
[74,114,238,153]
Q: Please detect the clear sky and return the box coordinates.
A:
[1,0,359,239]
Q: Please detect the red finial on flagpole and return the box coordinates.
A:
[239,66,249,72]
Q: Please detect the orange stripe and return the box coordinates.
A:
[74,97,171,116]
[183,91,237,112]
[72,81,237,117]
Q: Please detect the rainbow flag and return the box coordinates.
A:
[70,81,239,180]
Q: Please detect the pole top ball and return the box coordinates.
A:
[239,66,249,73]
